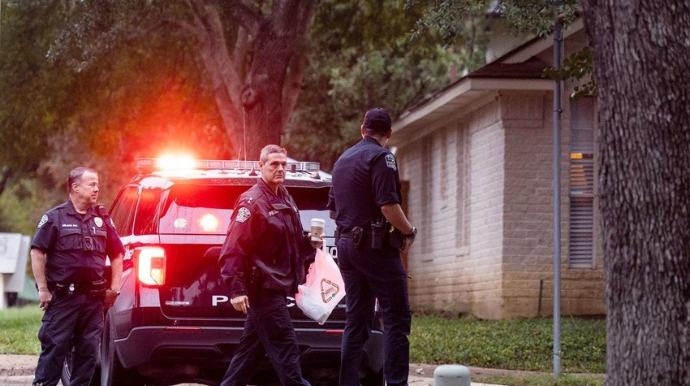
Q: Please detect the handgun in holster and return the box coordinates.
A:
[351,226,364,248]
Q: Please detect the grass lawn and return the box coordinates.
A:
[0,305,606,386]
[0,305,42,355]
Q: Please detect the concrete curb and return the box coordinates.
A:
[0,356,506,386]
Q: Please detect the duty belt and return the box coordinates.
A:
[48,279,107,296]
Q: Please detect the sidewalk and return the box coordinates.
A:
[0,355,505,386]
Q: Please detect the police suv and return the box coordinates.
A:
[62,158,384,386]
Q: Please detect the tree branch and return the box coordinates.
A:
[227,1,262,36]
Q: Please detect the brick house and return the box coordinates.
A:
[390,18,605,319]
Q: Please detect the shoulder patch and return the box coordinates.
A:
[385,154,397,171]
[235,207,251,223]
[37,214,48,229]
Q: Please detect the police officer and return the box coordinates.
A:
[328,107,417,386]
[30,167,124,386]
[218,144,322,386]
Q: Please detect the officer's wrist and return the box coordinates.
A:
[403,226,417,239]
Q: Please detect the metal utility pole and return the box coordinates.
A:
[551,14,563,380]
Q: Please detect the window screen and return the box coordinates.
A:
[569,97,596,268]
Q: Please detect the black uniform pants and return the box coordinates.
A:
[220,288,310,386]
[337,236,412,386]
[33,293,103,386]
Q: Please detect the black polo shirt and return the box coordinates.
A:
[32,200,125,283]
[328,136,402,230]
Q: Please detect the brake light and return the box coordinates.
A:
[199,213,220,232]
[137,247,166,286]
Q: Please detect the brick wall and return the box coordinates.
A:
[501,90,604,318]
[398,100,505,319]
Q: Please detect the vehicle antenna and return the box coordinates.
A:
[242,105,247,161]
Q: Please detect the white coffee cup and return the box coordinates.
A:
[310,218,325,241]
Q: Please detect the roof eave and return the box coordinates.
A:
[390,77,553,146]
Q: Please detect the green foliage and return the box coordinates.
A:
[0,179,57,235]
[285,0,463,170]
[542,46,595,101]
[0,306,42,355]
[411,0,580,40]
[410,315,606,373]
[0,0,76,178]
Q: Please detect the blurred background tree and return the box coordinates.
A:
[0,0,484,235]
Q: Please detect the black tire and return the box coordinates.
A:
[100,314,145,386]
[360,368,384,386]
[61,344,101,386]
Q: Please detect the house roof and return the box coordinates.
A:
[467,57,548,79]
[390,18,585,146]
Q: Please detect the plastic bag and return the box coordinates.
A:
[295,248,346,324]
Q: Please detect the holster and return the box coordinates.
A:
[370,220,403,250]
[387,228,404,249]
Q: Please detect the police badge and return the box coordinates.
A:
[94,217,104,227]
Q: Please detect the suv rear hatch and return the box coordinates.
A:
[147,182,343,322]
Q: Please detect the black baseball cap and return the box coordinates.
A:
[363,107,392,134]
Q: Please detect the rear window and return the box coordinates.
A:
[156,185,331,235]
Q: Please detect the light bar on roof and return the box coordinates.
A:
[136,158,321,173]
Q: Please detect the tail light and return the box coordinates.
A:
[198,213,220,232]
[137,247,166,286]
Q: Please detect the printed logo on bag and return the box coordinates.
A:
[320,279,340,303]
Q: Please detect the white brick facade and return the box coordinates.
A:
[395,87,605,319]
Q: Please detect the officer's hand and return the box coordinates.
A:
[104,289,119,308]
[400,237,415,253]
[309,233,324,250]
[231,295,250,314]
[38,288,52,311]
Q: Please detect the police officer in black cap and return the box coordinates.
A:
[218,144,322,386]
[30,166,124,386]
[328,107,416,386]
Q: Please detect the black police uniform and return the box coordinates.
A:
[328,136,412,386]
[32,200,124,386]
[218,178,315,386]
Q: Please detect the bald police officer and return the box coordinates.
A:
[328,108,416,386]
[31,167,124,386]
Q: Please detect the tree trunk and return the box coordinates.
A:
[189,0,316,159]
[579,1,690,385]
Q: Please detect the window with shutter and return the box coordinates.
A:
[569,97,596,268]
